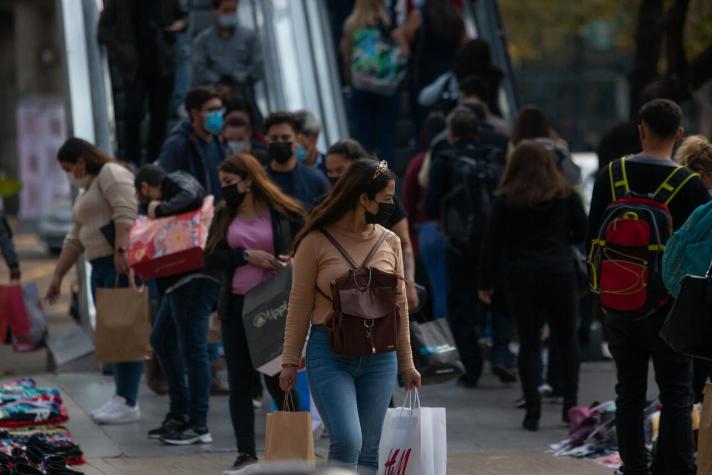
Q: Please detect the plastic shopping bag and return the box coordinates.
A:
[14,283,48,352]
[377,390,446,475]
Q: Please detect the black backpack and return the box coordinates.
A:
[441,146,504,251]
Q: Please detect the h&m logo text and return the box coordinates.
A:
[384,448,411,475]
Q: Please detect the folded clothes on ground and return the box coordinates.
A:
[0,425,85,465]
[0,379,68,428]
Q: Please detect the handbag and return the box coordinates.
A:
[660,260,712,360]
[410,318,465,385]
[318,229,401,357]
[242,264,292,375]
[94,276,151,363]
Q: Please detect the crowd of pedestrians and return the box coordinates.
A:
[0,2,701,475]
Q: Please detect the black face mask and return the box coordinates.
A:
[365,202,396,226]
[222,183,247,208]
[328,175,340,186]
[269,142,293,164]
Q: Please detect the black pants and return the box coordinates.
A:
[221,294,298,456]
[446,249,483,383]
[606,311,695,475]
[505,271,580,416]
[123,74,174,165]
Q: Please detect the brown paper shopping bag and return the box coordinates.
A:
[95,281,151,363]
[699,383,712,475]
[265,394,316,464]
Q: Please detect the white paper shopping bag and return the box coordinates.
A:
[377,390,447,475]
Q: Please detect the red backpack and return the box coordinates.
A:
[588,157,696,319]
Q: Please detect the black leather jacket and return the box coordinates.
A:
[155,172,206,218]
[203,207,303,319]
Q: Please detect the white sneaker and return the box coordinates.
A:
[93,396,141,425]
[90,396,121,419]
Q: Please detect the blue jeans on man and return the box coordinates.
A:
[151,278,219,427]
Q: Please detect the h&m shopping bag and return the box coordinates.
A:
[13,283,48,352]
[265,394,316,464]
[410,318,465,385]
[378,390,447,475]
[242,264,292,375]
[699,383,712,475]
[127,196,214,280]
[95,280,150,363]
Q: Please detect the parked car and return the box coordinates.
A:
[37,197,72,255]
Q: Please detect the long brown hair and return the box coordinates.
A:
[497,140,571,208]
[206,153,305,252]
[293,159,395,252]
[57,137,113,175]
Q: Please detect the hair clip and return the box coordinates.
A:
[373,160,389,179]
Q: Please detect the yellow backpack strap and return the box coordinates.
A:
[609,158,629,200]
[653,166,699,205]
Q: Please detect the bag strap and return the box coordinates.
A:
[361,231,389,268]
[609,157,630,200]
[653,166,699,205]
[320,229,359,269]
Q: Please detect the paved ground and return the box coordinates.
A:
[0,231,630,474]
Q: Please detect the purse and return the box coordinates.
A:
[318,229,401,357]
[660,260,712,360]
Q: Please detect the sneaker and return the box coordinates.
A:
[148,413,189,440]
[160,426,213,446]
[92,396,141,425]
[223,453,259,475]
[90,396,121,419]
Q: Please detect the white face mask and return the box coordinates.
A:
[228,139,250,155]
[67,171,90,189]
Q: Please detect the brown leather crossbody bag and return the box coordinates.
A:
[316,229,401,357]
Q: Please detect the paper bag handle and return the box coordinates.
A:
[282,390,296,412]
[114,269,144,292]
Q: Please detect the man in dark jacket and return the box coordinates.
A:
[425,107,514,388]
[264,112,330,209]
[98,0,187,165]
[587,99,708,475]
[158,86,228,201]
[134,165,220,447]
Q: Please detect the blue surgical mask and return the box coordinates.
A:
[203,111,224,136]
[295,145,308,163]
[218,14,239,29]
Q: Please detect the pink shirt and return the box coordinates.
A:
[227,213,275,295]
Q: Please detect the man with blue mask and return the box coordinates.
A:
[294,110,328,175]
[192,0,262,99]
[158,86,228,202]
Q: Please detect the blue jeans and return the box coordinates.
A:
[351,88,400,167]
[150,278,219,427]
[89,256,144,407]
[417,221,448,319]
[306,326,397,474]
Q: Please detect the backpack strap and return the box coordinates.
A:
[609,158,630,200]
[361,230,389,268]
[320,229,359,269]
[653,166,700,205]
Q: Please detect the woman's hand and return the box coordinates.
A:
[478,289,493,305]
[45,274,62,305]
[406,282,420,311]
[114,250,129,275]
[279,366,298,391]
[403,368,422,391]
[246,250,281,270]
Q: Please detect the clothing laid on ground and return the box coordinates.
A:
[282,224,413,370]
[587,155,708,475]
[267,162,330,210]
[158,121,229,201]
[192,25,263,87]
[65,163,137,261]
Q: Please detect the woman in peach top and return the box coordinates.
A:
[280,159,421,473]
